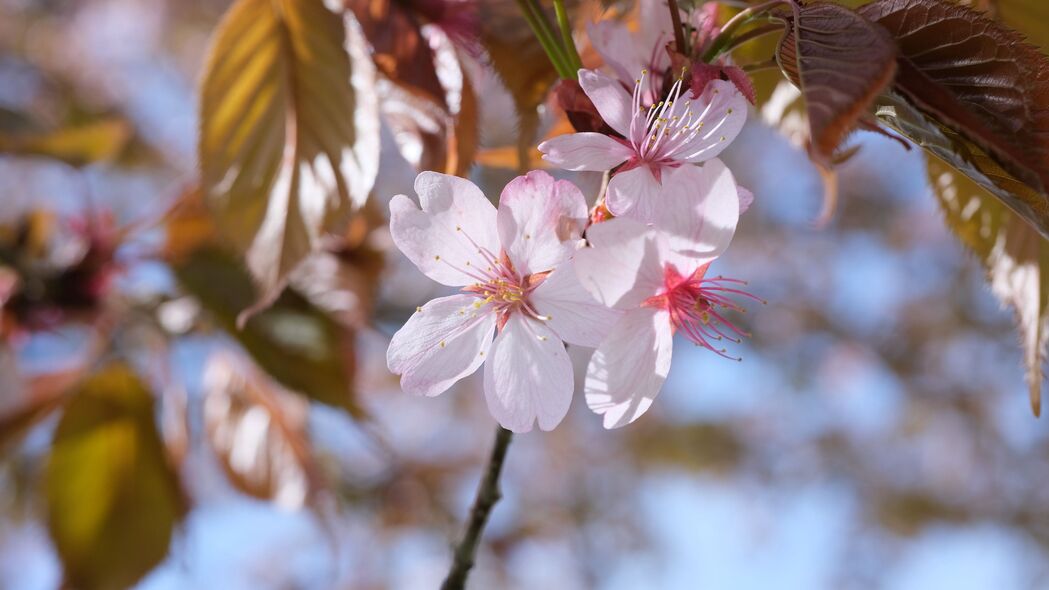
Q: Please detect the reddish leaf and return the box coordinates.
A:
[859,0,1049,237]
[776,2,898,160]
[555,79,616,135]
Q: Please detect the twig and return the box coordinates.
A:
[440,426,514,590]
[667,0,688,54]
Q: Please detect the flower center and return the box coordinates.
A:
[643,263,762,360]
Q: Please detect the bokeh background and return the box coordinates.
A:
[2,0,1048,589]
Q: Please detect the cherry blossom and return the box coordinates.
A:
[574,161,759,428]
[387,171,619,433]
[538,69,747,222]
[586,0,673,107]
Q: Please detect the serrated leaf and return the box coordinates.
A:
[199,0,379,300]
[203,350,324,508]
[932,159,1049,416]
[46,363,185,590]
[775,1,897,161]
[860,0,1049,237]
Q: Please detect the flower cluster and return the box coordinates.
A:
[387,14,758,432]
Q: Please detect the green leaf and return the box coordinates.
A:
[174,246,360,415]
[0,118,131,166]
[199,0,379,300]
[931,158,1049,416]
[46,363,185,590]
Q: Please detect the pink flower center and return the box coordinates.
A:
[643,263,762,360]
[626,70,733,166]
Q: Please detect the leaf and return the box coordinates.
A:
[775,1,897,161]
[46,363,185,590]
[203,350,324,508]
[0,118,132,166]
[931,158,1049,416]
[198,0,380,300]
[174,246,360,415]
[479,0,562,170]
[859,0,1049,237]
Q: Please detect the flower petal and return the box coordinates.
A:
[483,314,574,432]
[498,170,588,275]
[606,164,661,220]
[585,307,673,429]
[387,294,497,397]
[578,69,634,137]
[653,161,740,274]
[531,262,623,348]
[679,80,748,163]
[574,217,664,309]
[538,132,633,172]
[586,21,643,87]
[738,184,754,214]
[389,172,499,287]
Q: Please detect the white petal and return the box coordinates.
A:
[531,263,624,348]
[389,172,499,287]
[606,165,661,220]
[585,307,673,429]
[679,80,748,163]
[653,161,740,275]
[578,69,634,137]
[586,21,643,87]
[538,133,633,172]
[497,170,588,275]
[738,184,754,214]
[387,294,497,397]
[575,217,664,309]
[483,315,574,432]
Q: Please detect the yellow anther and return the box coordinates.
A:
[416,306,423,312]
[439,340,446,348]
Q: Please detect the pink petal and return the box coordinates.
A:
[606,164,661,220]
[586,21,642,87]
[387,294,498,397]
[679,80,748,163]
[483,314,574,432]
[531,262,624,348]
[578,69,634,137]
[538,133,633,172]
[574,217,664,310]
[639,0,674,60]
[653,161,740,275]
[738,184,754,214]
[497,170,588,275]
[585,307,674,429]
[389,172,500,286]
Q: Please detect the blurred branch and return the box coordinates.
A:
[441,426,514,590]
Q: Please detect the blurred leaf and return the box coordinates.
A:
[628,422,744,474]
[991,0,1049,50]
[46,363,185,590]
[447,59,479,177]
[174,246,360,415]
[0,118,132,166]
[860,0,1049,238]
[203,350,324,508]
[776,2,897,161]
[932,158,1049,415]
[479,0,561,170]
[199,0,379,301]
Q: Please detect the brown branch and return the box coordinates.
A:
[440,426,514,590]
[667,0,687,54]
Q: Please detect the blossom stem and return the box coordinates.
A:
[515,0,575,79]
[666,0,688,54]
[553,0,584,71]
[701,0,790,63]
[440,426,515,590]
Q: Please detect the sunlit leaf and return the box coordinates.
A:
[0,118,132,167]
[932,158,1049,416]
[776,2,897,161]
[860,0,1049,237]
[46,363,185,590]
[203,350,324,508]
[199,0,379,300]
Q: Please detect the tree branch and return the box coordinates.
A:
[440,426,514,590]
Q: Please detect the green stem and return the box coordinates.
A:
[515,0,575,79]
[702,0,790,63]
[440,427,515,590]
[553,0,583,71]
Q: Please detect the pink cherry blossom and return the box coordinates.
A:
[573,162,759,429]
[538,69,747,222]
[586,0,673,107]
[387,171,620,433]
